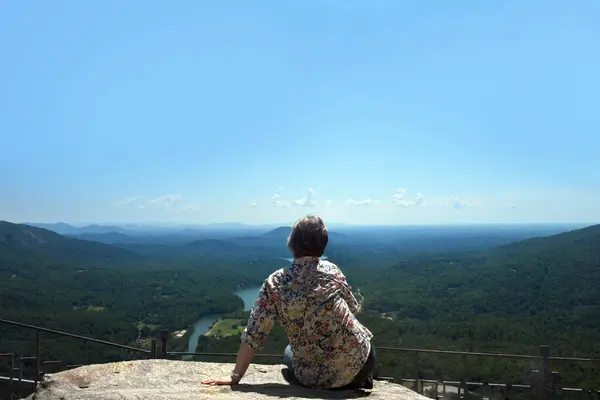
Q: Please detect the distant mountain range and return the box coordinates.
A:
[25,222,271,236]
[6,220,588,253]
[3,220,596,267]
[0,221,141,267]
[3,222,600,388]
[24,221,586,238]
[23,222,276,245]
[0,221,343,263]
[26,222,129,235]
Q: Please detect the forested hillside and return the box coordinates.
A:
[1,221,599,391]
[359,224,600,354]
[0,221,141,267]
[195,224,600,389]
[0,222,278,368]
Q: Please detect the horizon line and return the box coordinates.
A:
[11,220,596,229]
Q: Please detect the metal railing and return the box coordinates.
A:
[172,345,600,398]
[376,346,600,399]
[0,318,159,399]
[2,318,599,399]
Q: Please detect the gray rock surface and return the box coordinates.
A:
[24,359,430,400]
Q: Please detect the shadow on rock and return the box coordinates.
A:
[231,368,372,399]
[231,384,372,399]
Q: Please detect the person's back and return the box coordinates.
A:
[240,216,375,389]
[202,216,375,390]
[243,256,373,388]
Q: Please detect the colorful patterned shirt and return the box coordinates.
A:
[241,256,373,389]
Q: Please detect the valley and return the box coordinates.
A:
[1,220,599,390]
[186,285,261,355]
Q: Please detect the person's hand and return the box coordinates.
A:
[201,375,240,386]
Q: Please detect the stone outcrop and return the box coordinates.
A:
[25,359,429,400]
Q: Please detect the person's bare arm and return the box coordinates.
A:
[202,281,276,386]
[201,342,255,385]
[231,341,255,381]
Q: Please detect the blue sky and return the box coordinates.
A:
[1,0,599,225]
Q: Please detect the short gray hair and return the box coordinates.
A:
[287,215,328,258]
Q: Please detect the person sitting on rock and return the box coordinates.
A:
[202,215,376,390]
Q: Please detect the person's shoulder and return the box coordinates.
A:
[268,268,286,279]
[318,259,345,275]
[319,259,337,268]
[265,268,287,286]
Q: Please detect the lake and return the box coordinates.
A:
[186,285,261,355]
[185,256,328,355]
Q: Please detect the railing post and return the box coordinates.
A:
[9,353,14,400]
[540,345,550,400]
[551,371,560,399]
[35,330,41,387]
[159,330,169,359]
[84,340,89,365]
[414,350,420,394]
[150,338,157,359]
[18,357,23,390]
[481,380,490,400]
[461,353,468,398]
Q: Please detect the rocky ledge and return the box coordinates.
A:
[24,359,429,399]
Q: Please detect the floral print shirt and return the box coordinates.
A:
[241,256,373,389]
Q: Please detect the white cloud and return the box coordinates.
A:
[392,188,407,202]
[116,196,140,206]
[509,203,517,209]
[392,189,425,207]
[270,188,316,208]
[294,188,316,207]
[347,198,378,206]
[414,192,425,206]
[149,193,182,210]
[452,196,481,209]
[249,201,257,208]
[270,188,289,208]
[324,199,333,205]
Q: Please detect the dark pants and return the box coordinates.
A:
[283,342,376,390]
